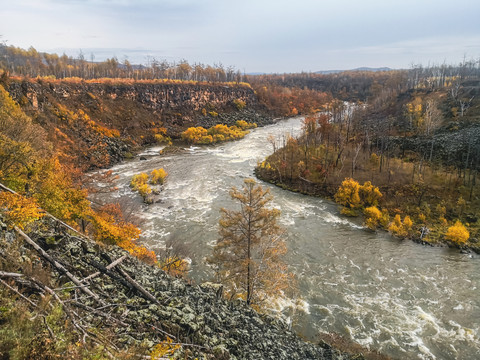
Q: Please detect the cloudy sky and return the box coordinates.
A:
[1,0,479,73]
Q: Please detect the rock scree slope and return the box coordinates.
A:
[0,215,357,360]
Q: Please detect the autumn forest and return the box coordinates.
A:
[1,42,480,359]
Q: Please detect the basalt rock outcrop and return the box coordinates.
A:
[5,79,271,169]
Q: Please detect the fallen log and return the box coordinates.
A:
[81,254,127,283]
[116,265,160,305]
[14,226,106,306]
[87,258,135,291]
[0,271,24,278]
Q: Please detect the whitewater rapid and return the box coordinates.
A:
[98,117,480,360]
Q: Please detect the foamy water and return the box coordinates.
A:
[94,117,480,359]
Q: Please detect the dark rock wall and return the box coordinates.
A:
[7,80,258,120]
[5,79,269,169]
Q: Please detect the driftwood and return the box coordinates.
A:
[14,226,106,306]
[0,271,24,278]
[71,300,129,327]
[87,258,135,291]
[87,253,160,305]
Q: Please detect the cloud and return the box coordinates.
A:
[1,0,479,72]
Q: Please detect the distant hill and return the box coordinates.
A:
[316,67,393,74]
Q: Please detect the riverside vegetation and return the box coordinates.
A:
[255,62,480,252]
[0,43,479,358]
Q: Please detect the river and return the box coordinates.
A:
[100,117,479,360]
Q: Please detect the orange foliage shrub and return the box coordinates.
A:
[88,204,157,263]
[150,337,181,359]
[31,158,91,223]
[88,204,141,245]
[160,256,189,278]
[0,192,44,229]
[87,120,120,138]
[118,239,157,265]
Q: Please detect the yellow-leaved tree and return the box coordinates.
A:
[334,178,362,216]
[364,206,382,230]
[358,181,382,207]
[445,220,469,245]
[209,179,291,306]
[335,178,383,217]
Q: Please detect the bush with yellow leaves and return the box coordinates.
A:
[388,214,413,238]
[150,168,168,185]
[334,178,362,216]
[358,181,382,207]
[364,206,382,230]
[159,256,189,278]
[150,337,181,359]
[445,220,469,245]
[335,178,383,217]
[0,192,44,229]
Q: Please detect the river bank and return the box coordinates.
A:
[254,166,480,255]
[97,117,480,359]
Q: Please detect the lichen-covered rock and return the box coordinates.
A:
[1,218,360,360]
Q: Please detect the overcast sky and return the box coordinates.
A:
[1,0,480,73]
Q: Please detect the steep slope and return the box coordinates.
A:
[4,78,271,169]
[0,213,358,360]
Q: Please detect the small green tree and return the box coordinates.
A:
[209,179,290,306]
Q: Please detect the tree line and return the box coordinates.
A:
[0,43,246,82]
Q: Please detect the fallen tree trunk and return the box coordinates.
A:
[15,226,106,306]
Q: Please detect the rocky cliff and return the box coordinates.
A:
[4,78,272,169]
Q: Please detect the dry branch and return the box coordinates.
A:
[81,254,127,283]
[116,265,160,305]
[0,277,38,308]
[0,271,24,278]
[14,226,106,306]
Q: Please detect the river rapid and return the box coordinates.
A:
[100,117,479,360]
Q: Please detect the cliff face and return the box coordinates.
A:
[8,80,258,119]
[5,79,268,169]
